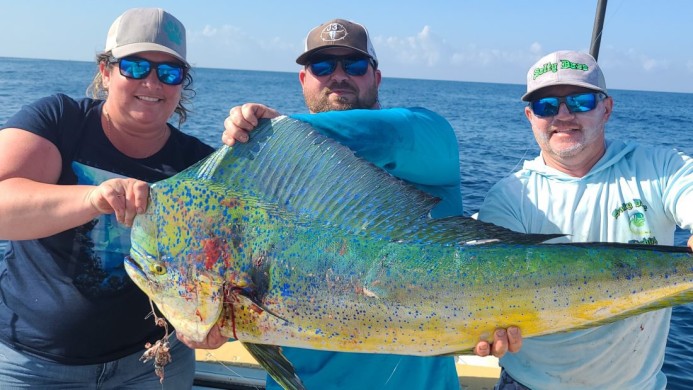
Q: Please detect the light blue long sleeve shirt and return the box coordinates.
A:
[478,140,693,390]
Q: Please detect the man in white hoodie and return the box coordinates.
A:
[477,50,693,389]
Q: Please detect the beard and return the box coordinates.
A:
[535,121,605,159]
[305,81,379,113]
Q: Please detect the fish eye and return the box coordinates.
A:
[149,263,167,275]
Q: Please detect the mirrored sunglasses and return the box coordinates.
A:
[530,92,606,117]
[308,57,373,77]
[114,57,187,86]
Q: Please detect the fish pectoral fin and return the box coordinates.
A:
[236,292,291,324]
[242,342,305,390]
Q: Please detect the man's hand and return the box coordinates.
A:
[176,324,228,350]
[474,326,522,358]
[222,103,281,146]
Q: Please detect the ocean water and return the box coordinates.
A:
[0,57,691,387]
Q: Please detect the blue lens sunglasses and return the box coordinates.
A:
[113,57,187,86]
[530,92,607,117]
[308,57,374,77]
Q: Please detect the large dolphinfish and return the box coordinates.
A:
[125,116,693,390]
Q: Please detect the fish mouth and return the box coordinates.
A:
[123,254,151,285]
[124,255,143,273]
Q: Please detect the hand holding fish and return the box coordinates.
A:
[474,326,523,358]
[85,177,149,227]
[222,103,281,145]
[176,324,227,350]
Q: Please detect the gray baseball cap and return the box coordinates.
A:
[105,8,188,66]
[296,18,378,67]
[522,50,607,101]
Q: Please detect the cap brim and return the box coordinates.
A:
[112,43,189,67]
[521,81,607,101]
[296,46,374,65]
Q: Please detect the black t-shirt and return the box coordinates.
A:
[0,94,214,364]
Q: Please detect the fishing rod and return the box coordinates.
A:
[590,0,608,60]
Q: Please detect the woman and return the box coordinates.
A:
[0,8,213,389]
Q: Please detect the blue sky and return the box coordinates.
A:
[1,0,691,93]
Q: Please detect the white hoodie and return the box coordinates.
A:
[478,140,693,390]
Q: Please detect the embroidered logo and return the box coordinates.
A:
[628,211,650,235]
[532,59,589,80]
[321,23,348,42]
[612,199,657,244]
[612,199,648,219]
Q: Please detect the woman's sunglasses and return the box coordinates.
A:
[112,57,187,86]
[530,92,607,117]
[308,57,374,77]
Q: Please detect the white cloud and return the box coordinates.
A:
[375,25,444,67]
[590,45,692,92]
[529,42,542,54]
[371,26,547,84]
[186,24,300,71]
[201,25,218,37]
[607,47,670,72]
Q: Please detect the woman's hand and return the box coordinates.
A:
[85,177,149,227]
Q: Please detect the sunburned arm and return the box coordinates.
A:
[0,128,148,240]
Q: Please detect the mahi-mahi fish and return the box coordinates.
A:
[125,116,693,390]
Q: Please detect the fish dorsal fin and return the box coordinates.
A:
[419,215,564,245]
[182,116,561,245]
[191,116,440,240]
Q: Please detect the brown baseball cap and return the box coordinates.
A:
[296,18,378,67]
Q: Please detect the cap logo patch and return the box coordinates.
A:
[164,19,183,45]
[533,59,590,80]
[320,23,348,42]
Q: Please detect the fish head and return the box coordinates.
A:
[126,178,242,343]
